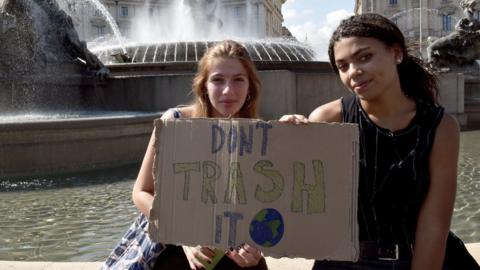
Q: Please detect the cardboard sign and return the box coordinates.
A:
[148,119,359,261]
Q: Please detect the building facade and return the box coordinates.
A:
[354,0,468,55]
[61,0,286,42]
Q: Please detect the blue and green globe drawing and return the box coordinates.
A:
[249,208,284,247]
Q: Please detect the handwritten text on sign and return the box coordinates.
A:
[149,119,359,261]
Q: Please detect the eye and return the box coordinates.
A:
[210,77,224,83]
[336,63,348,72]
[359,53,372,62]
[234,76,246,82]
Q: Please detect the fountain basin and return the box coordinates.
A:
[91,40,316,65]
[0,112,162,179]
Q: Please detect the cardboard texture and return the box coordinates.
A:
[148,119,359,261]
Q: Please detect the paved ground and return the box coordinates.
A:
[1,243,478,270]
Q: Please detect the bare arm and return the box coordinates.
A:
[410,113,459,270]
[279,99,342,124]
[308,99,342,123]
[132,109,178,217]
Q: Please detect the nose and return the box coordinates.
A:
[222,80,234,94]
[348,63,363,79]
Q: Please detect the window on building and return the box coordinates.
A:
[233,6,241,18]
[121,6,128,17]
[94,8,102,17]
[366,0,376,11]
[442,14,452,31]
[389,0,398,5]
[95,26,105,38]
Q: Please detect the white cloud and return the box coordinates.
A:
[302,9,314,16]
[283,8,297,19]
[282,7,312,21]
[287,9,353,61]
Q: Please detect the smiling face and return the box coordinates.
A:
[206,57,249,118]
[333,36,402,101]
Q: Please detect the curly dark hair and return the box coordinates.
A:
[328,13,438,105]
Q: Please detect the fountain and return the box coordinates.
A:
[83,0,328,120]
[0,0,161,179]
[0,0,326,180]
[88,0,316,67]
[80,0,126,54]
[0,0,105,112]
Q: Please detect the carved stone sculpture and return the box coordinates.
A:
[427,0,480,67]
[0,0,109,111]
[0,0,109,79]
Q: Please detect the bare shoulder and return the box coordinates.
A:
[308,99,342,123]
[176,105,194,118]
[431,112,460,159]
[435,112,460,140]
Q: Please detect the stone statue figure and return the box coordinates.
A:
[456,0,480,32]
[0,0,36,81]
[0,0,109,79]
[427,0,480,67]
[461,0,479,20]
[35,0,109,79]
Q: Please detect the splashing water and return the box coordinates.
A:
[68,0,126,53]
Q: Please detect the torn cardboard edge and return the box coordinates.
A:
[149,118,359,261]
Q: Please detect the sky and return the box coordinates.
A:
[282,0,356,60]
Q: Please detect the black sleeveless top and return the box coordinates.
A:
[341,95,444,246]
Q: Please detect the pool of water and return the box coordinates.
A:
[0,131,479,262]
[451,130,480,241]
[0,167,139,261]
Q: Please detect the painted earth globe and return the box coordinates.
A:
[249,208,284,247]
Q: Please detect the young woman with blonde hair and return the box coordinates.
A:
[103,40,267,270]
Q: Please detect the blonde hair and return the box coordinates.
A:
[191,40,261,118]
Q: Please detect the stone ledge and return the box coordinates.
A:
[0,262,101,270]
[1,243,478,270]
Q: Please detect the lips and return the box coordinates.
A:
[219,100,237,107]
[352,80,371,93]
[219,99,237,110]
